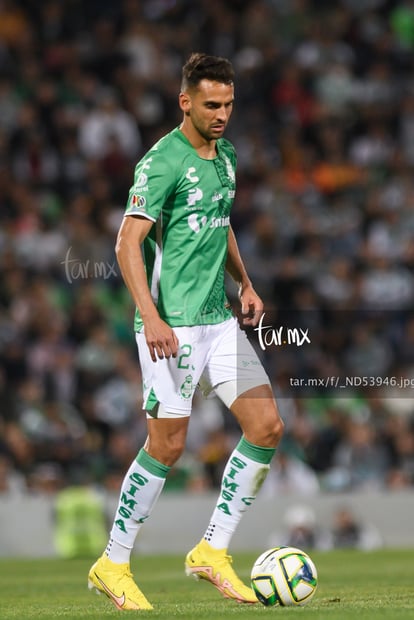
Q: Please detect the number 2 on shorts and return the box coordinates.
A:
[178,344,192,369]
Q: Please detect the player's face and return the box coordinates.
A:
[180,79,234,142]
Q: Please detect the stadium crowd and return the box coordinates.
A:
[1,0,414,498]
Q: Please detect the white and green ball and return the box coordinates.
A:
[251,546,318,607]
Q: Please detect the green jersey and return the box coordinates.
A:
[124,127,237,330]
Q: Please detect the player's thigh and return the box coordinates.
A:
[201,318,283,447]
[200,317,271,404]
[136,327,208,417]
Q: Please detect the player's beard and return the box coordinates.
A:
[190,113,226,142]
[200,125,225,142]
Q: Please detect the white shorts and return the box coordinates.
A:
[136,317,270,418]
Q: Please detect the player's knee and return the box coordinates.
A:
[259,413,284,448]
[146,426,187,466]
[271,415,284,445]
[167,439,186,465]
[148,440,185,467]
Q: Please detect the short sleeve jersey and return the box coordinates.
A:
[124,127,237,330]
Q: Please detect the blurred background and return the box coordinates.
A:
[0,0,414,556]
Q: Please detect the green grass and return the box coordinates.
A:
[0,549,413,619]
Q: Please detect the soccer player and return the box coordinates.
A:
[88,52,284,610]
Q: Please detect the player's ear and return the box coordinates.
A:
[179,91,191,115]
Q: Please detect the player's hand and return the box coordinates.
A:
[239,284,264,327]
[144,317,179,362]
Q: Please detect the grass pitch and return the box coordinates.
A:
[0,549,413,619]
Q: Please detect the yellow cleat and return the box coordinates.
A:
[185,539,257,604]
[88,553,153,611]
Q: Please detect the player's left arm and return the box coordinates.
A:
[226,225,264,326]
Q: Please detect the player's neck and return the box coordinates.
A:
[195,141,217,160]
[179,124,217,159]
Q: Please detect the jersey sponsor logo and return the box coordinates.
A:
[212,192,223,202]
[185,167,199,183]
[228,190,235,198]
[188,213,207,233]
[128,193,147,210]
[187,187,203,207]
[210,216,230,228]
[135,172,148,187]
[187,214,229,233]
[141,157,153,171]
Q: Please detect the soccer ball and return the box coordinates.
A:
[251,546,318,607]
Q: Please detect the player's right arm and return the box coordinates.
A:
[115,215,179,362]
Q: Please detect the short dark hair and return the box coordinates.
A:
[181,53,234,91]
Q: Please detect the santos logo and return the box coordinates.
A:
[187,214,230,233]
[187,187,203,207]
